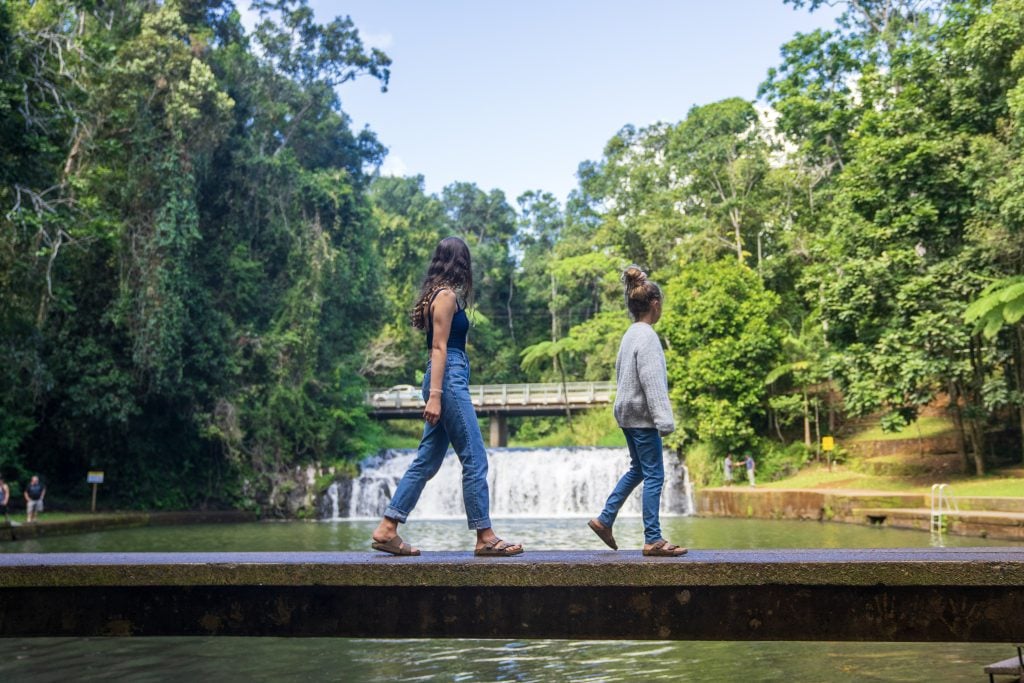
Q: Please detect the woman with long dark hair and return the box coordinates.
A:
[371,236,524,556]
[588,266,687,556]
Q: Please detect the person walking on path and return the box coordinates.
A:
[723,453,734,485]
[0,477,9,524]
[588,266,687,557]
[744,453,756,487]
[24,475,45,522]
[371,237,523,557]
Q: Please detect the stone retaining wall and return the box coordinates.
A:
[696,488,1024,542]
[0,510,257,543]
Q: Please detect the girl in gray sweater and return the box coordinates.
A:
[588,266,687,557]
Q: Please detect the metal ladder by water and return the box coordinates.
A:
[929,483,959,536]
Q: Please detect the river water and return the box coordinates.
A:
[1,447,1020,681]
[0,516,1017,682]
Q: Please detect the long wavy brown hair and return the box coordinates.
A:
[412,236,474,330]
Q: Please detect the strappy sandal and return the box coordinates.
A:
[474,537,524,557]
[588,519,618,550]
[642,539,687,557]
[371,534,421,556]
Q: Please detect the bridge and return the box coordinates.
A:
[1,549,1022,640]
[365,381,614,446]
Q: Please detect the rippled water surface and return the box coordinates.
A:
[1,516,1019,682]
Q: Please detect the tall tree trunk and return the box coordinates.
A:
[948,380,970,473]
[813,397,821,461]
[506,269,516,346]
[550,273,558,342]
[803,390,812,452]
[967,336,987,476]
[734,219,743,265]
[969,418,986,476]
[1016,327,1024,465]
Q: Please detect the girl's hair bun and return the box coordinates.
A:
[621,264,662,320]
[622,265,646,291]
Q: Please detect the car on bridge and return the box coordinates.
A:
[371,384,420,404]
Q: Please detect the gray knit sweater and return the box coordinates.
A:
[612,322,675,435]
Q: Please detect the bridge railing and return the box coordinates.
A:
[366,381,615,410]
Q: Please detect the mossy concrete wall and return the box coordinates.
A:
[0,549,1021,641]
[0,511,256,543]
[696,489,1024,541]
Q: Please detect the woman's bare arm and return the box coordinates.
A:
[423,289,456,425]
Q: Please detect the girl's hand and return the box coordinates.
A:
[423,394,442,425]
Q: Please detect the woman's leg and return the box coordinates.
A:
[596,429,644,530]
[631,428,665,545]
[374,368,451,546]
[441,354,491,531]
[381,418,451,524]
[444,352,521,553]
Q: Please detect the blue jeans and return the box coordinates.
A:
[597,428,665,544]
[384,349,492,530]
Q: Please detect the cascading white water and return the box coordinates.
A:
[325,481,340,519]
[335,447,692,520]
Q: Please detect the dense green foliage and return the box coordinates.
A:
[5,0,1024,509]
[1,0,390,509]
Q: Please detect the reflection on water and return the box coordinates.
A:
[0,637,1013,683]
[0,515,1010,554]
[0,517,1018,682]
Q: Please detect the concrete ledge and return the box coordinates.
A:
[0,549,1022,640]
[697,489,1024,541]
[0,511,257,542]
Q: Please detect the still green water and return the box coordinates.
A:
[1,516,1019,682]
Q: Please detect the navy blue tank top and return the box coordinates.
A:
[425,290,468,352]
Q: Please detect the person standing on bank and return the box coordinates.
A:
[371,237,524,557]
[744,453,756,487]
[0,477,9,524]
[24,475,45,523]
[588,266,687,557]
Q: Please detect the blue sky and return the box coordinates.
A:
[302,2,842,204]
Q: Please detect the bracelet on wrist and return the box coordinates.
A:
[429,389,443,395]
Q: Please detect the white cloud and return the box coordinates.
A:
[379,154,408,177]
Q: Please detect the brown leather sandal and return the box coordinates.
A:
[642,539,687,557]
[588,519,618,550]
[474,538,524,556]
[371,534,421,556]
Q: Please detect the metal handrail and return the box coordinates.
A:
[930,483,958,536]
[366,381,615,409]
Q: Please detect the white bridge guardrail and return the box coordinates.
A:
[366,381,615,411]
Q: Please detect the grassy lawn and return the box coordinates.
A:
[847,415,956,442]
[5,511,128,524]
[762,463,1024,497]
[760,465,919,492]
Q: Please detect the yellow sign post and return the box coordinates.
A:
[821,436,835,472]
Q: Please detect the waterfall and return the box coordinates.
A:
[326,481,340,519]
[329,446,693,520]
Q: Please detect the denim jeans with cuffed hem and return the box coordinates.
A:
[596,427,664,544]
[384,349,492,530]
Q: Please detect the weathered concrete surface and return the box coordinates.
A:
[0,549,1021,641]
[697,488,1024,541]
[0,511,257,543]
[853,507,1024,541]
